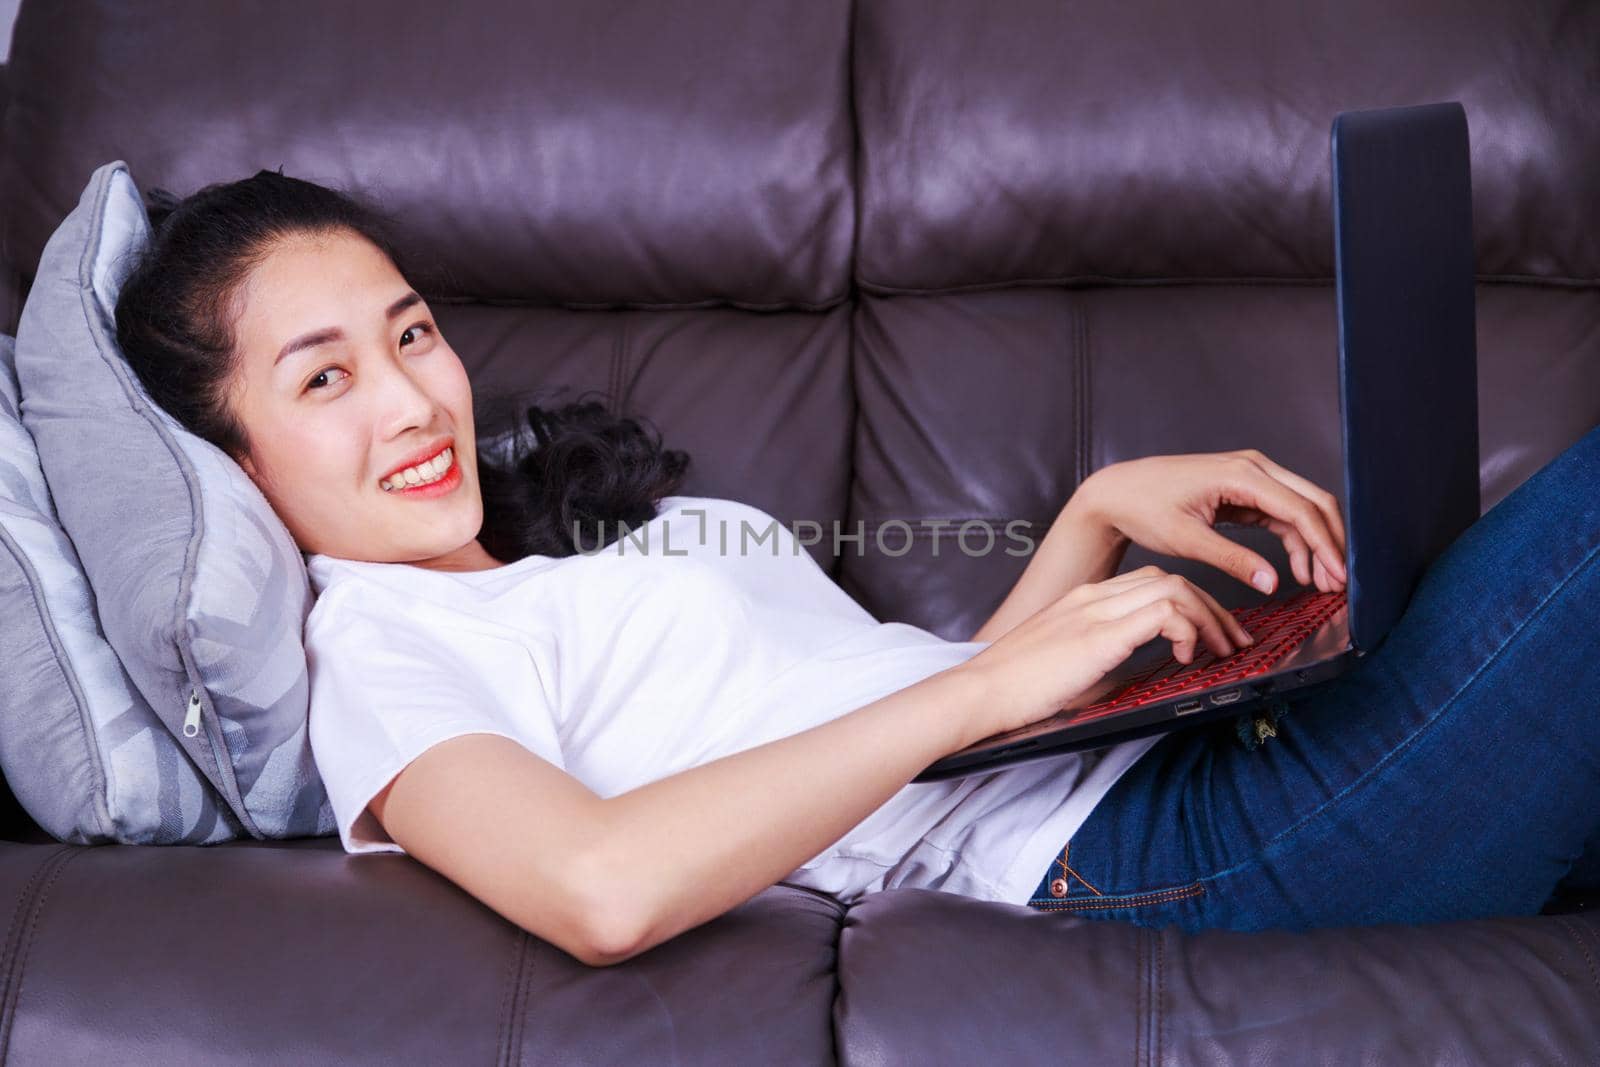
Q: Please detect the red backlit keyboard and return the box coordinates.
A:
[1062,589,1347,725]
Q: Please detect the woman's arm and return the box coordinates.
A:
[371,662,990,968]
[970,487,1129,643]
[374,560,1246,968]
[593,663,988,963]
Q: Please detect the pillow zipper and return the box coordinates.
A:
[184,689,202,738]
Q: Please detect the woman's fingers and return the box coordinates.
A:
[1223,458,1347,584]
[1282,522,1314,587]
[1170,520,1283,596]
[1244,512,1320,590]
[1313,554,1334,593]
[1099,566,1252,646]
[1113,565,1254,646]
[1234,450,1349,563]
[1088,573,1239,661]
[1113,599,1202,667]
[1187,579,1255,648]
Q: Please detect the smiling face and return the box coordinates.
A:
[226,228,501,572]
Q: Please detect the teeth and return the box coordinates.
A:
[381,447,453,492]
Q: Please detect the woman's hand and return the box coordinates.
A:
[1075,449,1348,597]
[958,565,1257,738]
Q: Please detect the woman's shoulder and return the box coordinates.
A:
[302,553,550,661]
[302,565,398,641]
[301,557,449,638]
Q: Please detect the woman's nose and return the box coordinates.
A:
[375,360,437,436]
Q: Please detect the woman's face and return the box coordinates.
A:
[227,228,497,571]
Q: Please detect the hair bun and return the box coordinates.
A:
[143,187,181,230]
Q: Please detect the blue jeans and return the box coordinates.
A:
[1025,418,1600,932]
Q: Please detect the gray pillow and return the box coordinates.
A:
[0,333,240,843]
[14,160,335,839]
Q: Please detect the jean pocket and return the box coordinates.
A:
[1025,840,1207,913]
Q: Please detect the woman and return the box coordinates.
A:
[115,170,1600,967]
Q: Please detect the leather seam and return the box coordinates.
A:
[1156,928,1167,1066]
[495,930,529,1067]
[853,273,1599,297]
[845,0,862,296]
[1135,926,1146,1067]
[0,849,64,1024]
[855,516,1051,532]
[1076,298,1091,485]
[607,315,629,415]
[0,846,82,1062]
[510,930,534,1067]
[1554,915,1600,1001]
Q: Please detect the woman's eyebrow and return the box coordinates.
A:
[273,291,425,367]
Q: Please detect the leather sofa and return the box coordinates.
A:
[1,1,1596,1061]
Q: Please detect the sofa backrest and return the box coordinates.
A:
[0,0,1596,838]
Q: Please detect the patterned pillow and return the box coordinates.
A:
[0,333,241,843]
[13,161,335,839]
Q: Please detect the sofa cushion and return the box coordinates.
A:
[853,0,1600,292]
[0,0,856,310]
[13,160,334,839]
[835,887,1600,1063]
[0,839,845,1064]
[0,333,238,844]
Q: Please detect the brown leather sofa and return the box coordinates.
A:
[1,2,1596,1062]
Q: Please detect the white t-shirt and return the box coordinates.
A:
[302,494,1162,906]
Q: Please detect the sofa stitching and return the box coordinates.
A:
[1145,927,1158,1067]
[0,846,82,1063]
[553,293,849,313]
[1135,926,1147,1067]
[511,932,535,1067]
[856,516,1052,533]
[531,276,1600,310]
[1156,928,1166,1067]
[495,930,528,1067]
[0,848,65,1027]
[1554,916,1600,1000]
[1076,299,1091,486]
[617,313,636,413]
[607,315,627,416]
[845,0,863,293]
[854,272,1599,297]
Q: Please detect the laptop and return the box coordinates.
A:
[915,100,1480,783]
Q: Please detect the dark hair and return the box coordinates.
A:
[114,169,690,560]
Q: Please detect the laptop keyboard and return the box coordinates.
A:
[1064,588,1348,724]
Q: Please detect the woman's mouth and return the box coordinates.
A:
[379,445,462,498]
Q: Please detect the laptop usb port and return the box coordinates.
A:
[1174,699,1204,714]
[1210,688,1243,706]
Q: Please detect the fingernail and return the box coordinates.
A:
[1251,570,1274,593]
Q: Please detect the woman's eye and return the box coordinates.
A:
[400,321,435,348]
[306,366,349,392]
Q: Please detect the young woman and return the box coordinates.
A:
[115,171,1600,967]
